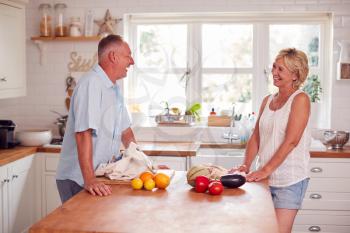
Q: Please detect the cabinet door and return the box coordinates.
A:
[7,155,35,233]
[191,155,244,169]
[0,2,25,98]
[44,173,61,215]
[0,165,9,233]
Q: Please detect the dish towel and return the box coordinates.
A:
[95,142,154,180]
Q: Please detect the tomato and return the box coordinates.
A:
[195,176,209,193]
[208,181,224,195]
[209,179,221,185]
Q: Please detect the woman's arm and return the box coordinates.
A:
[246,93,310,182]
[230,95,269,173]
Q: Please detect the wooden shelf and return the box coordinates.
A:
[31,36,101,42]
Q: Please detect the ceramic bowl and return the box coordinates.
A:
[16,129,52,146]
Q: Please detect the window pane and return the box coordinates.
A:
[267,72,322,103]
[202,74,252,115]
[130,73,186,116]
[202,24,253,68]
[269,24,320,67]
[137,25,187,69]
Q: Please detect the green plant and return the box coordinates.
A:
[302,74,322,103]
[185,103,201,121]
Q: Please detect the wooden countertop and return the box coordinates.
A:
[29,171,279,233]
[0,146,37,166]
[2,143,350,167]
[310,146,350,158]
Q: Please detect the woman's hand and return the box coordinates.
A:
[246,169,270,182]
[228,164,249,174]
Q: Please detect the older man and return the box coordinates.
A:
[56,35,136,203]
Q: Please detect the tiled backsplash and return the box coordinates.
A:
[0,0,349,137]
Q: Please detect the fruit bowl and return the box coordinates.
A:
[321,130,349,149]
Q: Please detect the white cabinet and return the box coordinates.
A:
[35,153,61,216]
[0,0,26,99]
[0,154,35,233]
[293,158,350,233]
[192,148,247,170]
[149,156,186,171]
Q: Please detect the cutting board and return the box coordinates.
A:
[96,169,176,185]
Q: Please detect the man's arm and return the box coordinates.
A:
[121,127,136,148]
[76,129,112,196]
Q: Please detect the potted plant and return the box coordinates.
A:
[302,74,322,127]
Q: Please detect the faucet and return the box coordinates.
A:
[223,105,239,143]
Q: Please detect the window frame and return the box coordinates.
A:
[125,12,332,128]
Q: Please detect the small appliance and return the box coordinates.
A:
[0,120,17,149]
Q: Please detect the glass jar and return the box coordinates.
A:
[39,4,52,37]
[54,3,67,37]
[69,17,82,37]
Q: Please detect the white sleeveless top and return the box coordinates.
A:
[258,90,310,187]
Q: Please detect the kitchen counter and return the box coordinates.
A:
[29,171,279,233]
[0,146,37,166]
[1,144,350,167]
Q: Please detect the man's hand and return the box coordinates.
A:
[84,178,112,196]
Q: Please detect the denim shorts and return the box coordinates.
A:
[269,178,309,209]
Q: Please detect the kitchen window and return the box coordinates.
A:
[125,13,332,127]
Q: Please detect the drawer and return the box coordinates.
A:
[309,161,350,178]
[308,177,350,192]
[302,192,350,211]
[295,210,350,225]
[45,156,59,172]
[293,224,350,233]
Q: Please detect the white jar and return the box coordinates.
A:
[69,17,82,37]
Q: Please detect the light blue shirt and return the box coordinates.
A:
[56,64,131,186]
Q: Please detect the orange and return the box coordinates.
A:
[131,178,143,190]
[144,178,155,191]
[154,173,170,189]
[139,171,154,183]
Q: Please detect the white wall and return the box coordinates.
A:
[0,0,349,136]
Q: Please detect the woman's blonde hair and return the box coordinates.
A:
[276,48,309,89]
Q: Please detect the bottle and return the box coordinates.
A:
[84,10,94,37]
[210,108,216,116]
[54,3,67,37]
[239,116,249,144]
[39,4,52,37]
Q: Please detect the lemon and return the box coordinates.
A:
[144,179,156,191]
[131,178,143,190]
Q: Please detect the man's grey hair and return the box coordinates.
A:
[98,34,124,60]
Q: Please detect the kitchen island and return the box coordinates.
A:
[29,171,279,233]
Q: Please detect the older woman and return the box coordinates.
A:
[231,48,311,233]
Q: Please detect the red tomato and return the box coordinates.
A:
[208,181,224,195]
[195,176,209,193]
[209,179,221,185]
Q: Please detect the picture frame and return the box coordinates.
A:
[340,63,350,80]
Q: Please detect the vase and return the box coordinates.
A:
[338,40,350,62]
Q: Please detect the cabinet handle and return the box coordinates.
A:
[310,193,322,199]
[0,77,7,82]
[2,179,10,183]
[12,174,18,179]
[308,226,321,232]
[310,167,322,173]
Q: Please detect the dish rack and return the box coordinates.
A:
[155,114,195,126]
